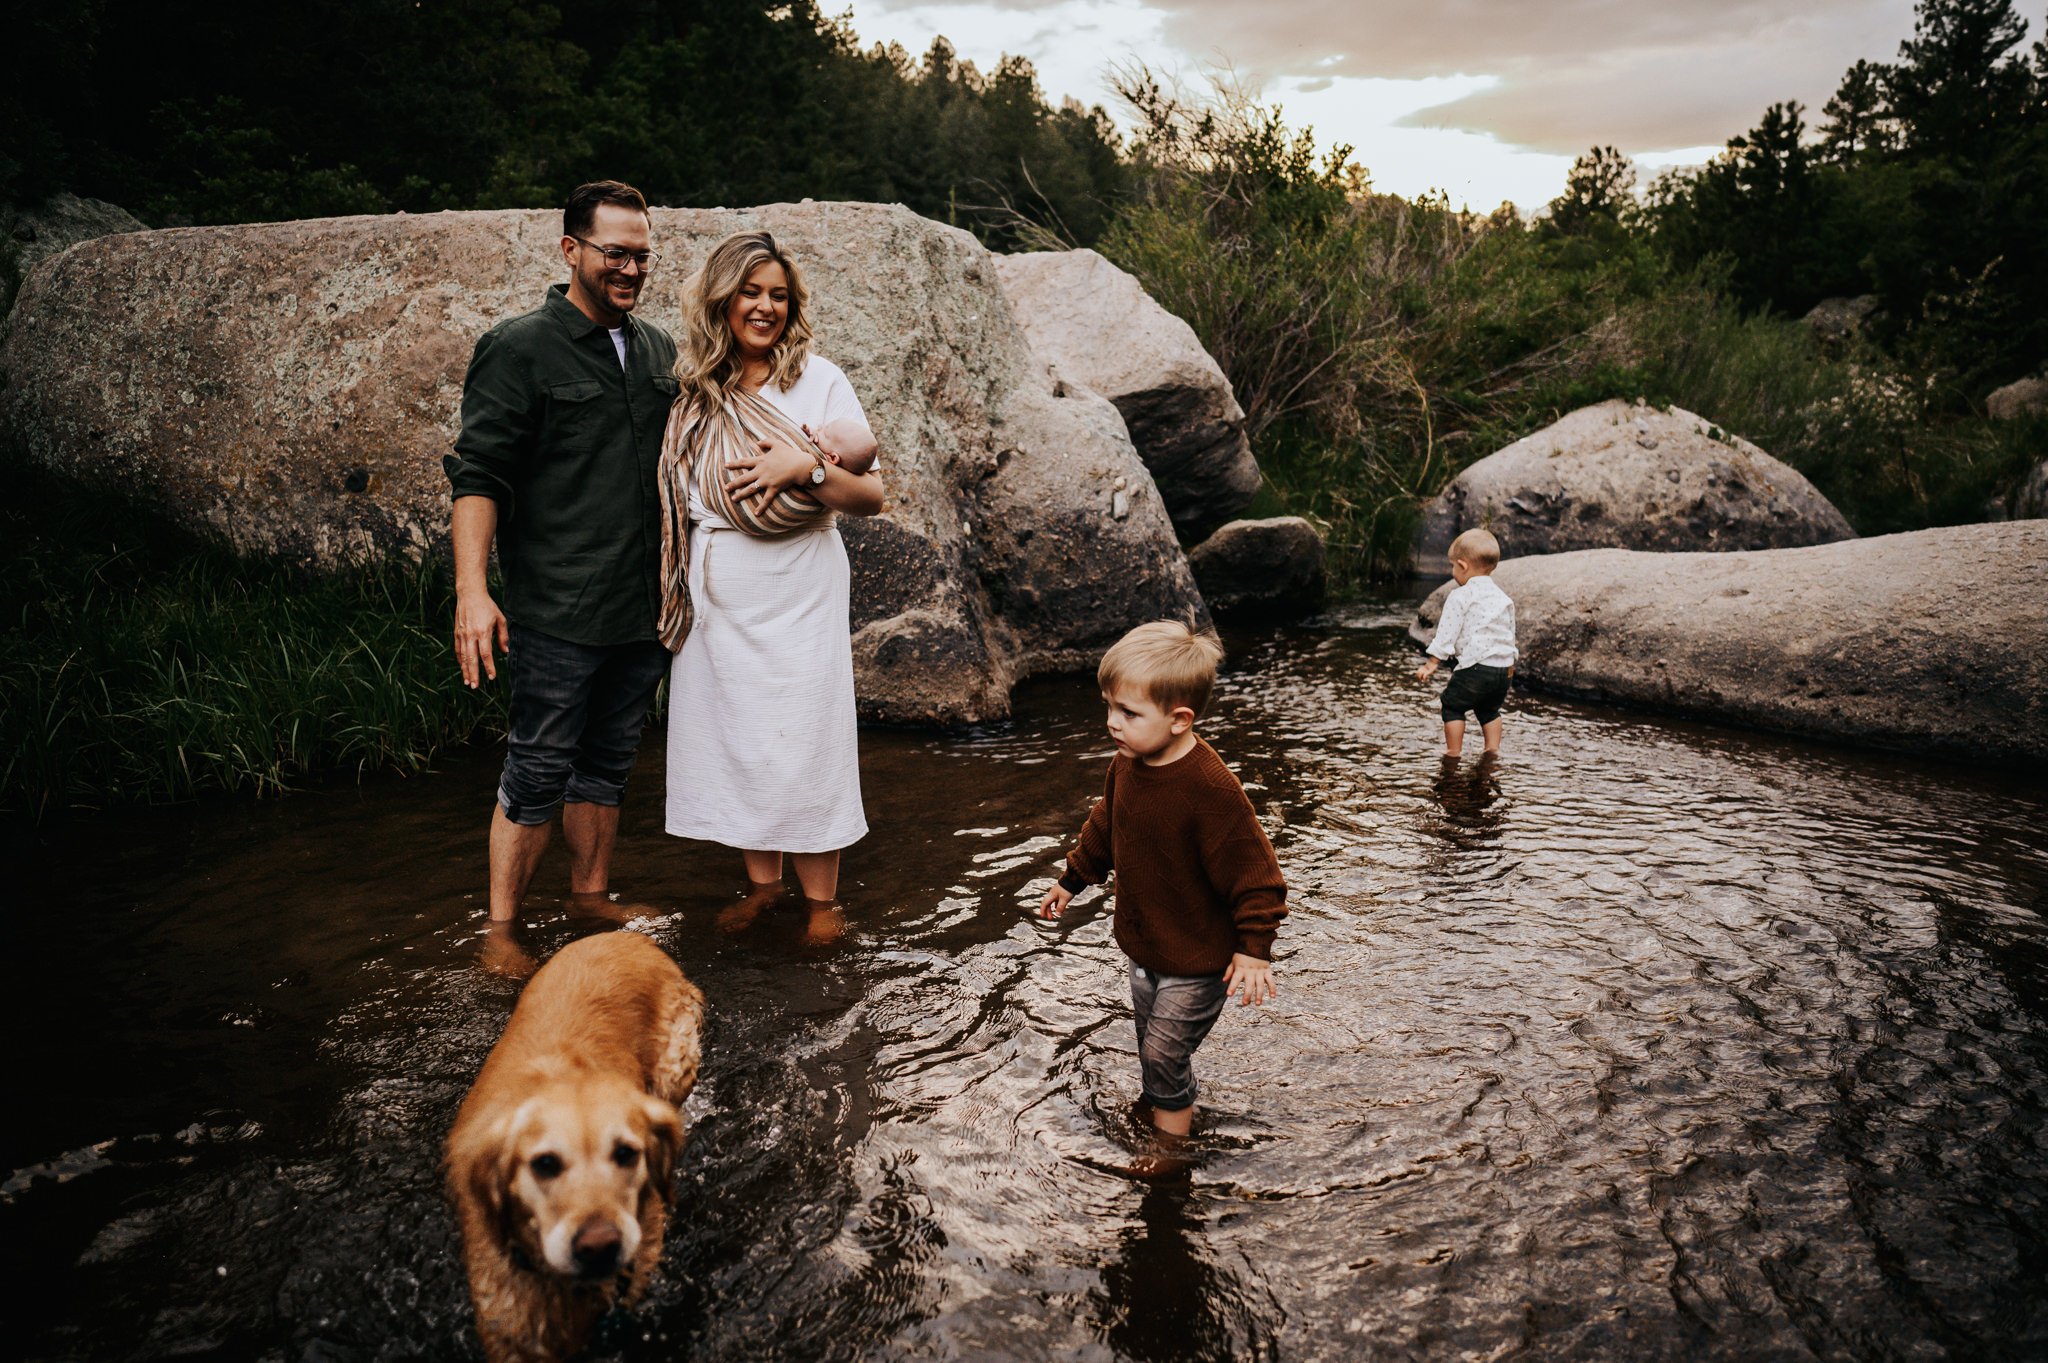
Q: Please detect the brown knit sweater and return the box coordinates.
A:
[1060,736,1287,976]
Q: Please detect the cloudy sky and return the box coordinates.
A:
[842,0,1943,208]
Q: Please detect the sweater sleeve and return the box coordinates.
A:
[1195,775,1288,961]
[1063,761,1118,888]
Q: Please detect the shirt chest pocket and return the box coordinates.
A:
[545,378,607,445]
[650,374,680,403]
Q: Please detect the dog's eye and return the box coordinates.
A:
[612,1144,640,1169]
[529,1153,564,1180]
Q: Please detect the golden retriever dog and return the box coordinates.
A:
[445,931,704,1362]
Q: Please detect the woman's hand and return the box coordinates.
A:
[722,435,816,505]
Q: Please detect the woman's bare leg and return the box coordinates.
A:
[741,849,784,885]
[790,850,841,901]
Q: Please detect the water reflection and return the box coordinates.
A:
[7,604,2047,1362]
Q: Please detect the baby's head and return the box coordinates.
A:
[1447,527,1501,584]
[1097,620,1223,758]
[809,418,879,475]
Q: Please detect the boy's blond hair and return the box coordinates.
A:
[1098,620,1224,718]
[1447,527,1501,572]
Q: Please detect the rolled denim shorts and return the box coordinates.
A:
[1440,663,1511,725]
[1130,964,1229,1112]
[498,624,670,827]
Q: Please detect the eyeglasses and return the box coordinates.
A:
[572,236,660,271]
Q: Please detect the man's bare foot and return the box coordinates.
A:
[801,896,846,946]
[479,922,538,980]
[718,879,785,934]
[568,890,659,924]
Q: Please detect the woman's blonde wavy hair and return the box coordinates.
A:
[673,230,813,411]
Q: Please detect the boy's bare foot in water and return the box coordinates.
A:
[567,890,660,924]
[479,921,539,980]
[718,879,786,934]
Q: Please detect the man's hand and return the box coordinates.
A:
[455,589,509,688]
[1223,953,1275,1007]
[1414,658,1440,682]
[1038,882,1074,920]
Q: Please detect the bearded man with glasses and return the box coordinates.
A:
[444,180,682,943]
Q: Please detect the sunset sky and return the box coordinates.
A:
[842,0,1946,209]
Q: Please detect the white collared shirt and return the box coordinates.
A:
[1428,575,1518,668]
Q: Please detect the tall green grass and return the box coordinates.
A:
[1,460,506,820]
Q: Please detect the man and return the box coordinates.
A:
[445,180,680,925]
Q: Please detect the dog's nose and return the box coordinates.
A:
[571,1218,622,1277]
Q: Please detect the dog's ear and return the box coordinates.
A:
[453,1100,534,1231]
[637,1094,685,1208]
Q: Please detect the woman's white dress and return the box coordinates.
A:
[664,356,870,853]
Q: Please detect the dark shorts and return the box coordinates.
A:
[498,625,670,827]
[1440,663,1511,725]
[1131,964,1229,1111]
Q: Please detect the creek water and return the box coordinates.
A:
[8,601,2047,1362]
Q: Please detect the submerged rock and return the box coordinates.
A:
[1408,521,2048,763]
[1187,517,1326,617]
[1414,400,1854,574]
[993,248,1260,540]
[0,203,1203,724]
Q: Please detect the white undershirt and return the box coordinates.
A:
[607,326,627,369]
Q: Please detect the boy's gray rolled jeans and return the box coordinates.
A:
[1131,964,1230,1111]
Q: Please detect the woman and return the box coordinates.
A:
[657,231,884,916]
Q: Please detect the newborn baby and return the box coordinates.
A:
[804,418,878,476]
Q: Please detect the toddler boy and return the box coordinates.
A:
[1415,527,1518,755]
[1039,621,1287,1149]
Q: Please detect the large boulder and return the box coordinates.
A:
[1407,521,2048,763]
[1801,295,1879,347]
[2014,461,2048,520]
[0,203,1204,725]
[1986,372,2048,421]
[1187,517,1326,617]
[1414,400,1854,574]
[4,192,148,282]
[992,248,1260,540]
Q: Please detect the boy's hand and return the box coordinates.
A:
[1223,953,1275,1006]
[1038,882,1074,920]
[1414,658,1440,682]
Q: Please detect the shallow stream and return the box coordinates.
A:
[9,602,2047,1361]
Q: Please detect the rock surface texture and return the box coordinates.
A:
[4,193,148,283]
[0,203,1203,724]
[993,248,1260,539]
[1986,373,2048,420]
[1415,400,1855,574]
[1407,521,2048,763]
[1187,517,1327,617]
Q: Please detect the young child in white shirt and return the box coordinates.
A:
[1415,527,1518,756]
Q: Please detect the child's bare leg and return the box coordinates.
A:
[1480,718,1503,753]
[1443,720,1466,756]
[1150,1104,1194,1137]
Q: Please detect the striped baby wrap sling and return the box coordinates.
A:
[656,384,834,651]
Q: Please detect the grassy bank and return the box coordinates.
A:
[1,461,505,820]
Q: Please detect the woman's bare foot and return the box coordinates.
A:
[718,879,785,934]
[801,896,846,946]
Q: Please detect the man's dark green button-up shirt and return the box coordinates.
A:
[444,284,680,646]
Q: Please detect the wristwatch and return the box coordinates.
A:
[808,452,828,486]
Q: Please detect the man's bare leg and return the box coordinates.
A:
[1443,720,1466,756]
[563,801,620,895]
[488,804,554,923]
[1480,718,1503,753]
[791,850,840,902]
